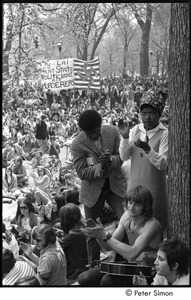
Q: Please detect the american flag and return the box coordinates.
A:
[73,56,100,90]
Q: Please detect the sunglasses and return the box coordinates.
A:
[20,206,28,210]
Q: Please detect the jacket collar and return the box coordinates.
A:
[82,125,109,157]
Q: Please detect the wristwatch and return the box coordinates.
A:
[145,148,151,154]
[103,233,112,242]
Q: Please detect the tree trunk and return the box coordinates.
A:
[82,41,88,61]
[168,3,190,247]
[122,38,128,77]
[136,4,152,77]
[3,5,14,79]
[156,51,161,75]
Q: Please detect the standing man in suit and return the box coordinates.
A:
[71,109,127,262]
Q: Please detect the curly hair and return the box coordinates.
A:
[78,109,102,131]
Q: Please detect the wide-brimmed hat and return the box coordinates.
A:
[140,89,167,116]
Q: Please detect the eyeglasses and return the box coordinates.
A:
[20,206,28,210]
[140,112,158,117]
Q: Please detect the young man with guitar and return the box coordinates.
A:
[79,185,163,286]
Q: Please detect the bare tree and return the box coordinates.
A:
[66,3,116,60]
[113,10,138,77]
[133,3,152,76]
[150,3,170,75]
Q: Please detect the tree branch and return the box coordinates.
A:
[90,8,115,59]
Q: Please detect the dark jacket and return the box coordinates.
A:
[35,120,49,140]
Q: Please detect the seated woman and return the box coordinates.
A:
[11,198,39,243]
[31,166,52,206]
[50,195,67,226]
[13,138,25,159]
[11,156,28,187]
[22,134,35,160]
[3,167,21,198]
[31,150,43,169]
[59,203,88,285]
[2,142,15,168]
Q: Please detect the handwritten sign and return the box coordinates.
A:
[36,59,75,90]
[36,57,100,91]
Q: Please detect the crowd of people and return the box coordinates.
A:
[2,74,189,287]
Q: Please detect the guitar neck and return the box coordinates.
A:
[101,262,152,277]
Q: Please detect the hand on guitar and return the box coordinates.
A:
[133,271,148,286]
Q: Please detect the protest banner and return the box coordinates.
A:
[73,56,100,90]
[36,57,100,91]
[36,58,74,91]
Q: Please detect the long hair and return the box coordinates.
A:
[59,203,83,234]
[13,156,23,173]
[14,198,36,225]
[23,134,32,151]
[4,167,13,181]
[126,185,153,218]
[16,156,23,165]
[158,238,189,277]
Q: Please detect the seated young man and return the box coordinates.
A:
[79,185,163,286]
[19,224,67,286]
[133,238,190,286]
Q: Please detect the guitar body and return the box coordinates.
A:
[100,262,152,277]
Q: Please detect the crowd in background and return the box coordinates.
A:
[2,73,173,286]
[3,74,169,147]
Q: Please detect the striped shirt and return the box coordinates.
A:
[3,261,36,286]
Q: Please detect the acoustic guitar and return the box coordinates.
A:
[101,262,153,277]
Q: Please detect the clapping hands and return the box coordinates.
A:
[134,136,150,153]
[98,149,111,165]
[118,120,131,139]
[19,242,33,257]
[81,218,106,240]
